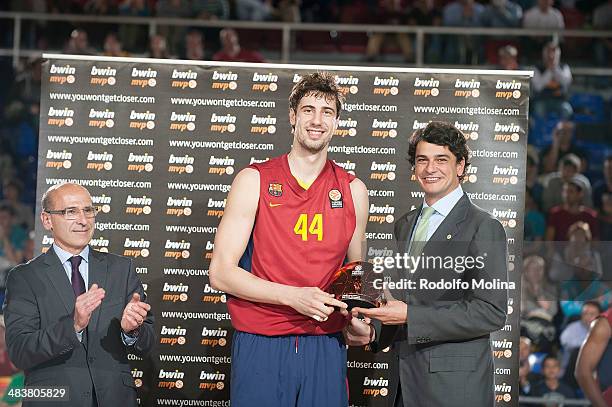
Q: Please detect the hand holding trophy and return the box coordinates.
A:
[328,261,385,311]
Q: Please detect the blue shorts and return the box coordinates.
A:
[230,331,348,407]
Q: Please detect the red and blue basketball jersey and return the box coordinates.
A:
[228,154,357,335]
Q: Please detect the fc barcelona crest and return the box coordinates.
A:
[268,183,283,197]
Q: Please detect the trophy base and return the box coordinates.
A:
[344,298,377,311]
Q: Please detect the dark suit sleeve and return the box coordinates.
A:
[3,266,82,370]
[123,259,155,357]
[406,216,508,343]
[370,320,400,353]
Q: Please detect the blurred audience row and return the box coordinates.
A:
[3,0,612,66]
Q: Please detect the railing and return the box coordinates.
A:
[520,396,592,406]
[0,11,611,77]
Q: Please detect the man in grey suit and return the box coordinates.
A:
[3,183,154,406]
[348,121,509,406]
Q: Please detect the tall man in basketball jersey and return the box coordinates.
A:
[353,121,509,406]
[210,72,369,407]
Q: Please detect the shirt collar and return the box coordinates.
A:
[423,185,464,217]
[52,244,90,265]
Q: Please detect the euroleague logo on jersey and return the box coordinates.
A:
[329,189,343,209]
[268,183,283,197]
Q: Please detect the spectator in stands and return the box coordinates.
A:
[531,42,573,119]
[600,193,612,275]
[520,336,543,383]
[364,0,413,63]
[213,28,265,62]
[118,0,150,52]
[7,56,42,132]
[521,255,558,321]
[103,32,130,57]
[560,301,602,373]
[531,356,577,404]
[546,178,599,243]
[481,0,523,27]
[0,205,26,272]
[541,154,592,212]
[235,0,274,21]
[0,181,32,231]
[520,337,537,402]
[442,0,484,64]
[593,0,612,67]
[64,28,96,55]
[180,29,206,60]
[519,357,533,402]
[527,147,544,207]
[406,0,443,63]
[559,222,610,319]
[524,188,546,256]
[147,34,171,59]
[523,0,564,29]
[156,0,191,56]
[273,0,301,22]
[575,306,612,407]
[593,155,612,213]
[192,0,229,20]
[540,121,587,174]
[498,44,519,70]
[551,220,602,280]
[192,0,229,51]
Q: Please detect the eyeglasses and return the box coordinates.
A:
[44,206,98,220]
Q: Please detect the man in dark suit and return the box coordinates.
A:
[349,121,509,406]
[3,183,154,406]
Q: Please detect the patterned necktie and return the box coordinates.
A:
[69,255,85,297]
[409,206,436,257]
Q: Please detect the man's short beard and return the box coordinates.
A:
[298,138,328,154]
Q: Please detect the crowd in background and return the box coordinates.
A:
[0,0,611,406]
[1,0,612,65]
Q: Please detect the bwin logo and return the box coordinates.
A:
[90,66,117,86]
[250,114,277,134]
[252,72,279,92]
[211,71,238,91]
[171,69,198,89]
[371,119,398,139]
[454,79,481,98]
[335,75,359,94]
[131,67,158,88]
[210,113,236,133]
[47,107,74,127]
[158,370,184,379]
[170,112,196,132]
[49,64,76,84]
[334,118,357,137]
[123,238,150,258]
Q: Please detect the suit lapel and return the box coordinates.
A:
[428,195,469,243]
[87,248,108,335]
[42,249,76,315]
[398,205,421,254]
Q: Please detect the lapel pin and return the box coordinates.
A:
[446,234,452,240]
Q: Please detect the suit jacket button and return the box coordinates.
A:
[88,356,95,363]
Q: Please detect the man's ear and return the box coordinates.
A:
[456,158,466,178]
[41,212,53,231]
[289,108,296,129]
